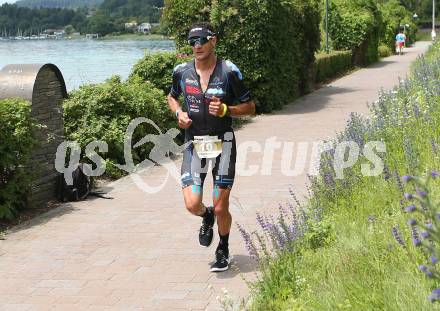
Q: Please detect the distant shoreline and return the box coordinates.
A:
[0,34,172,42]
[99,34,171,41]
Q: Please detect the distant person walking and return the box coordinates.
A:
[395,30,406,55]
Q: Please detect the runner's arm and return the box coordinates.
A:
[227,101,255,117]
[225,63,255,117]
[168,63,184,116]
[168,94,192,128]
[167,94,182,116]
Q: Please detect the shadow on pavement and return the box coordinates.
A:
[86,185,116,201]
[2,202,76,236]
[1,184,114,237]
[209,254,258,279]
[270,86,357,115]
[368,60,396,69]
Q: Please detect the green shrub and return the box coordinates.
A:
[328,0,382,66]
[63,75,175,178]
[130,51,192,94]
[164,0,321,113]
[162,0,211,48]
[378,44,392,57]
[314,50,353,82]
[0,98,39,220]
[405,23,418,46]
[416,29,432,41]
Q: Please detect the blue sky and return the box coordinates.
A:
[0,0,17,4]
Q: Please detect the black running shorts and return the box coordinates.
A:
[181,130,236,190]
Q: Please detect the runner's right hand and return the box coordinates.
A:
[178,112,192,129]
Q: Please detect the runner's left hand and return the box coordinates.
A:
[208,97,223,116]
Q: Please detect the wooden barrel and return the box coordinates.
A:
[0,64,67,208]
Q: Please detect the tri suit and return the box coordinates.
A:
[169,58,251,189]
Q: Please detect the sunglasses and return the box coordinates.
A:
[188,36,213,47]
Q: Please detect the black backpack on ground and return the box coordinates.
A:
[56,163,112,202]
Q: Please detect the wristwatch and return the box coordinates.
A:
[175,109,182,118]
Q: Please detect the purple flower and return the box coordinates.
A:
[412,227,421,246]
[383,164,392,180]
[288,188,301,208]
[429,294,437,302]
[426,271,434,278]
[256,213,269,233]
[405,205,416,213]
[392,227,405,246]
[431,256,438,264]
[421,231,430,239]
[402,175,413,182]
[431,140,439,154]
[433,288,440,295]
[323,172,335,188]
[417,191,428,198]
[413,238,422,246]
[404,193,413,200]
[408,219,417,226]
[425,223,433,229]
[394,171,405,194]
[236,223,259,260]
[368,215,376,223]
[419,265,428,272]
[431,171,439,178]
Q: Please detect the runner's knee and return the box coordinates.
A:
[183,185,203,214]
[185,199,203,214]
[214,201,229,218]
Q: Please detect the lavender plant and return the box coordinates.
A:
[395,171,440,302]
[237,192,308,261]
[311,44,440,209]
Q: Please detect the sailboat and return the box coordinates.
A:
[15,28,24,40]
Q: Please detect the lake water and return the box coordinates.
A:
[0,39,175,91]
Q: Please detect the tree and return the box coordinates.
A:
[86,12,117,35]
[64,24,75,35]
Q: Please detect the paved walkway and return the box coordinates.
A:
[0,42,430,311]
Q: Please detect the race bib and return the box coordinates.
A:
[193,136,222,159]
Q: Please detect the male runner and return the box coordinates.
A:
[167,22,255,272]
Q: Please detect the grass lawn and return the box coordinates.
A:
[417,29,434,41]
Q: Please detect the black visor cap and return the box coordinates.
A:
[188,27,215,39]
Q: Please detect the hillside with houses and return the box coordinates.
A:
[0,0,164,38]
[15,0,103,9]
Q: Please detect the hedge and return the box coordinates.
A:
[328,0,382,66]
[162,0,211,48]
[130,51,192,95]
[164,0,321,113]
[63,75,175,178]
[314,50,353,83]
[0,98,38,220]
